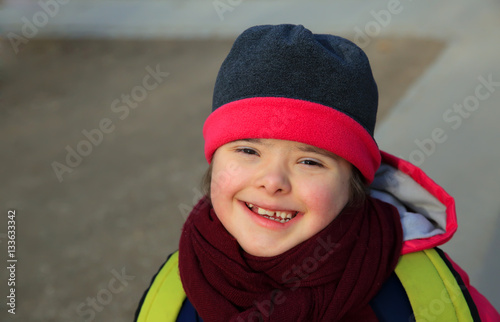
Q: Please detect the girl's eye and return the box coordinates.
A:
[300,159,324,167]
[236,148,259,156]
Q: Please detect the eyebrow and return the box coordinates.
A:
[235,139,339,160]
[238,138,263,143]
[296,145,340,160]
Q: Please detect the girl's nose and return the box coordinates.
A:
[255,162,292,195]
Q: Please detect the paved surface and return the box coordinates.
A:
[1,0,499,320]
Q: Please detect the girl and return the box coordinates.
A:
[136,24,499,322]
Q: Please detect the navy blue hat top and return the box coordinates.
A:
[212,24,379,136]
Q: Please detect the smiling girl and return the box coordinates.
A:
[136,24,499,322]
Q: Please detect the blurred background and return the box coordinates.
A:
[1,0,499,321]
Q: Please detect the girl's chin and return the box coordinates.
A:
[244,249,284,257]
[240,243,295,257]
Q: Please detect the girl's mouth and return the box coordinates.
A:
[245,202,298,223]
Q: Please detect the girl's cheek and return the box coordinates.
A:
[302,180,347,208]
[211,160,248,197]
[211,170,231,199]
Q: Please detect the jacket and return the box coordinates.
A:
[136,152,500,321]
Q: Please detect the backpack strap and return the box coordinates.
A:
[394,248,475,322]
[138,249,478,322]
[136,251,186,322]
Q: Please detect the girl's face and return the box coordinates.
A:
[210,138,352,257]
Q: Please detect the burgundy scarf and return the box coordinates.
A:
[178,196,402,322]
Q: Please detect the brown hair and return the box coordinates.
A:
[346,166,368,208]
[200,163,367,208]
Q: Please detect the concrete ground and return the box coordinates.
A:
[1,0,499,321]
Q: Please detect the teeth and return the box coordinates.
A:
[262,215,291,223]
[247,202,296,222]
[257,207,267,215]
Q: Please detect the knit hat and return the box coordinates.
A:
[203,24,381,183]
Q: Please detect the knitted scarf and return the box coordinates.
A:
[178,196,402,321]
